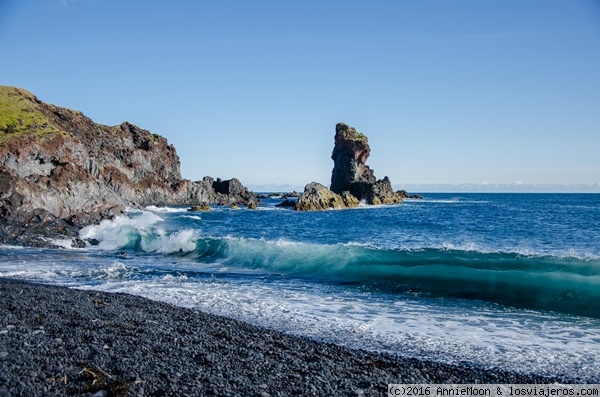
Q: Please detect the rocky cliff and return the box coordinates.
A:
[0,86,254,246]
[294,122,409,211]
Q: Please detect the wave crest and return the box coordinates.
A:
[79,212,197,253]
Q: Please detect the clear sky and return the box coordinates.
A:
[1,0,599,192]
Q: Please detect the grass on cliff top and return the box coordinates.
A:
[0,85,62,144]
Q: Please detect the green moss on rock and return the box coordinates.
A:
[0,86,62,143]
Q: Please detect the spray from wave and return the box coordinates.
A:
[79,212,197,254]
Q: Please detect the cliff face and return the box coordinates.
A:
[0,86,254,246]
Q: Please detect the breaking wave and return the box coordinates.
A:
[79,213,600,318]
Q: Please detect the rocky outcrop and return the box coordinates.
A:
[294,123,415,211]
[0,166,87,246]
[211,177,254,205]
[293,182,359,211]
[0,86,255,246]
[275,199,297,208]
[330,122,406,205]
[330,122,376,199]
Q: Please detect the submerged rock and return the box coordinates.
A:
[189,204,211,212]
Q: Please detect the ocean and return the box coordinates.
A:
[1,193,599,381]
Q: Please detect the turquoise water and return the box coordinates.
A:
[1,193,599,381]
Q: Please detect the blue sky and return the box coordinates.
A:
[1,0,599,192]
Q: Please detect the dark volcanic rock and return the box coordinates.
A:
[275,199,297,208]
[0,86,255,246]
[0,207,78,248]
[330,122,406,205]
[330,122,376,199]
[212,177,254,205]
[368,176,403,205]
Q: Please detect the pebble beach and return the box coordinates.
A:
[0,278,562,397]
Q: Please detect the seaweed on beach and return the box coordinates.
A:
[77,362,132,397]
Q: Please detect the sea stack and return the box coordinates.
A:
[330,122,405,205]
[294,122,407,211]
[330,122,376,198]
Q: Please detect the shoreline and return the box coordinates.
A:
[0,278,570,396]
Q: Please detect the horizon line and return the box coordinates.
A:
[246,182,600,194]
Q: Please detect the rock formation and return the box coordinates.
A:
[330,122,405,205]
[330,122,376,199]
[293,182,359,211]
[294,122,411,211]
[0,86,255,246]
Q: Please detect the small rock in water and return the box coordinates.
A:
[92,390,108,397]
[71,238,86,248]
[0,352,8,359]
[353,390,365,395]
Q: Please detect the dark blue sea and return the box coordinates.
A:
[1,193,599,381]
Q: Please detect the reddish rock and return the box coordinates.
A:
[0,86,255,246]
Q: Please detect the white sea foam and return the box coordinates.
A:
[437,242,600,261]
[0,244,32,250]
[76,211,199,253]
[86,261,135,280]
[181,215,202,220]
[144,205,188,213]
[47,238,79,250]
[79,212,163,250]
[88,277,600,382]
[140,229,198,254]
[161,274,189,283]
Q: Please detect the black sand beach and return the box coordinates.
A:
[0,278,564,396]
